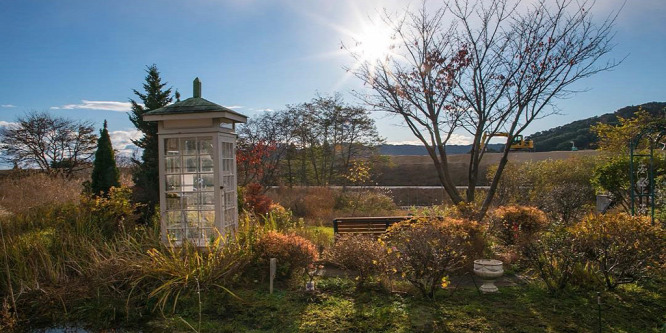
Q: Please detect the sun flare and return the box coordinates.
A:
[308,3,401,90]
[352,20,394,63]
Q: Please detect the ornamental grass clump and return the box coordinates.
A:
[382,217,483,299]
[569,212,665,290]
[140,236,250,314]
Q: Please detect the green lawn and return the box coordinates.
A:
[144,275,665,333]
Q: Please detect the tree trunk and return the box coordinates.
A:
[479,146,512,218]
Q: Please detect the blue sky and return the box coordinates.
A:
[1,0,665,154]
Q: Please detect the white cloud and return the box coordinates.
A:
[248,108,274,112]
[51,100,136,112]
[0,121,18,128]
[224,105,245,109]
[385,140,421,145]
[109,130,143,157]
[1,104,16,108]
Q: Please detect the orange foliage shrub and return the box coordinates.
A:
[569,213,665,290]
[254,231,318,278]
[382,217,485,298]
[490,205,549,246]
[243,183,273,216]
[325,234,388,287]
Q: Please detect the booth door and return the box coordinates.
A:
[218,134,238,231]
[163,136,215,244]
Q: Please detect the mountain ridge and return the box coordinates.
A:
[379,102,666,155]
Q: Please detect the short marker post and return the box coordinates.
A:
[270,258,277,294]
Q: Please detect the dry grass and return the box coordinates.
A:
[267,187,338,225]
[0,172,84,214]
[266,187,405,224]
[376,150,599,185]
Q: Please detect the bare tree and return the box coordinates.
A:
[286,95,384,186]
[348,5,467,202]
[237,110,294,186]
[0,111,97,176]
[347,0,618,217]
[238,95,384,187]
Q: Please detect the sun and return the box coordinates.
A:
[352,20,395,63]
[305,4,400,90]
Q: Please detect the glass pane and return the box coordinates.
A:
[202,227,215,241]
[165,211,182,227]
[181,192,198,210]
[224,175,235,189]
[185,213,201,238]
[186,228,202,239]
[225,209,235,225]
[223,143,233,158]
[225,193,235,208]
[200,155,214,172]
[165,138,179,156]
[167,228,184,242]
[181,174,195,186]
[184,156,198,173]
[166,175,182,191]
[165,156,181,174]
[201,211,215,226]
[201,173,215,191]
[186,211,199,225]
[166,195,181,210]
[201,192,214,209]
[183,138,197,155]
[198,139,213,155]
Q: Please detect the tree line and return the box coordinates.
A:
[0,65,170,223]
[237,94,384,187]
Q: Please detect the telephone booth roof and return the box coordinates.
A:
[143,78,247,124]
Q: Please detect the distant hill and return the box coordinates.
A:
[527,102,666,151]
[378,102,666,155]
[380,143,504,156]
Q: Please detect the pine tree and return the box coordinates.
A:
[129,65,172,213]
[90,120,120,196]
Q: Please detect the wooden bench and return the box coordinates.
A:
[332,216,414,237]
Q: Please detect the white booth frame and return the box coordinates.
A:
[156,118,238,246]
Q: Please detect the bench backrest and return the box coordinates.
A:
[332,216,414,235]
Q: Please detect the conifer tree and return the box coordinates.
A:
[90,120,120,196]
[129,65,172,214]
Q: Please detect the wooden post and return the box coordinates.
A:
[269,258,277,294]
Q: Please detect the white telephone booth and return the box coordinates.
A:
[144,78,247,245]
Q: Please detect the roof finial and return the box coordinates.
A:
[193,77,201,98]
